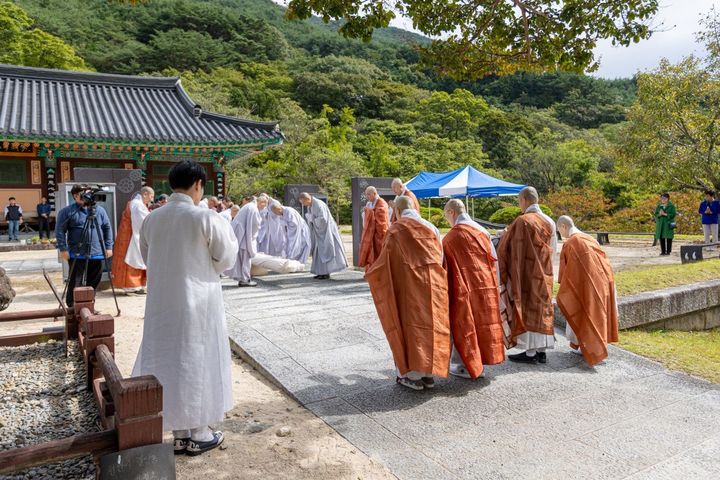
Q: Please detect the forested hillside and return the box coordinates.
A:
[7,0,690,231]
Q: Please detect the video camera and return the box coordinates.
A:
[79,186,109,207]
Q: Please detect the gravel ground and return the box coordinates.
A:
[0,340,98,480]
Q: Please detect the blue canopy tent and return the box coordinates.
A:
[407,165,525,199]
[406,166,525,220]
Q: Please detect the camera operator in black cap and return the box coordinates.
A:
[56,184,114,307]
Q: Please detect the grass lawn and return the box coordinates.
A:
[553,258,720,296]
[618,329,720,383]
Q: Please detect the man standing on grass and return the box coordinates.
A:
[556,216,618,366]
[132,160,238,456]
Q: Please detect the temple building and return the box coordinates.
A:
[0,64,283,214]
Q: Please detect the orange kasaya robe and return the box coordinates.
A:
[497,213,555,347]
[391,188,421,223]
[358,197,389,267]
[443,224,505,378]
[365,218,451,377]
[557,233,619,366]
[111,202,146,289]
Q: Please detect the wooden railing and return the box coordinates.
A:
[0,287,163,476]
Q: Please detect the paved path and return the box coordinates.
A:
[225,271,719,479]
[0,257,61,273]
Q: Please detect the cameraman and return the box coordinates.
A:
[56,184,114,307]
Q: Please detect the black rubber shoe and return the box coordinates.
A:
[173,437,190,455]
[508,352,539,364]
[537,352,547,364]
[186,431,224,456]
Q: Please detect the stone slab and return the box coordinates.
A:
[224,271,720,480]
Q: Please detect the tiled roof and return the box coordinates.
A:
[0,64,283,146]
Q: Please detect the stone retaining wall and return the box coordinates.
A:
[554,279,720,331]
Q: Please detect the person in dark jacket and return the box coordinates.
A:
[655,193,676,256]
[55,185,114,306]
[3,197,23,242]
[698,190,719,243]
[36,196,52,239]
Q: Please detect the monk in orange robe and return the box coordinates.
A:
[358,186,389,267]
[390,178,421,222]
[365,195,451,391]
[497,186,557,364]
[556,216,619,366]
[442,199,505,379]
[112,187,154,293]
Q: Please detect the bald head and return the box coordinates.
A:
[271,200,283,215]
[391,178,405,196]
[365,186,378,202]
[557,215,576,239]
[394,195,413,215]
[443,199,466,226]
[298,192,312,207]
[518,186,539,212]
[139,186,155,205]
[256,195,268,210]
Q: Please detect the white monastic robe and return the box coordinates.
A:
[132,193,238,431]
[306,197,347,275]
[220,208,232,222]
[282,206,311,264]
[226,200,261,282]
[125,195,150,270]
[515,203,557,352]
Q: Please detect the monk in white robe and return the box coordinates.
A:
[132,160,237,456]
[227,196,266,287]
[257,195,287,257]
[111,187,154,293]
[272,202,311,264]
[366,196,450,390]
[298,192,347,279]
[497,186,557,364]
[557,216,619,366]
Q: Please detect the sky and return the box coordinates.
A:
[275,1,717,79]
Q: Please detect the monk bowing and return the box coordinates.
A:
[390,178,421,222]
[497,186,557,364]
[442,199,505,379]
[365,195,451,391]
[556,216,619,366]
[358,186,389,267]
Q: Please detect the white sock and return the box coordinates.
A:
[526,349,537,357]
[191,426,214,442]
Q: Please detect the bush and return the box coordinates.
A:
[419,206,450,228]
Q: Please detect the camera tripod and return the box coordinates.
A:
[60,202,121,317]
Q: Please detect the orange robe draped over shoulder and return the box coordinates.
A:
[111,202,146,289]
[443,224,505,378]
[359,197,389,267]
[557,233,619,366]
[391,188,421,223]
[497,213,554,346]
[365,218,451,377]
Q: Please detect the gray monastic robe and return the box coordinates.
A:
[306,197,347,275]
[282,206,311,264]
[258,198,287,257]
[226,200,261,282]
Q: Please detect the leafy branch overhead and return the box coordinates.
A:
[286,0,659,78]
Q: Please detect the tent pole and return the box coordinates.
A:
[428,199,431,220]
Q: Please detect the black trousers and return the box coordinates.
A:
[38,217,51,239]
[66,258,103,307]
[660,238,673,255]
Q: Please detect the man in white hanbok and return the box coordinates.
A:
[298,192,347,279]
[227,196,266,287]
[132,160,238,456]
[271,202,311,264]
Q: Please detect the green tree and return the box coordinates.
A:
[0,2,86,70]
[413,89,489,140]
[287,0,658,78]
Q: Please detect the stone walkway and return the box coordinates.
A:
[0,257,61,273]
[224,271,719,479]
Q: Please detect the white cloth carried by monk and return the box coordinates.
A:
[125,195,150,270]
[251,252,306,275]
[132,192,237,431]
[282,206,311,264]
[226,200,261,282]
[306,197,347,275]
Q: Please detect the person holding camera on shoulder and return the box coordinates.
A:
[56,184,114,307]
[654,192,676,256]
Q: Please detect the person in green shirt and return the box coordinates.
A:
[654,192,676,256]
